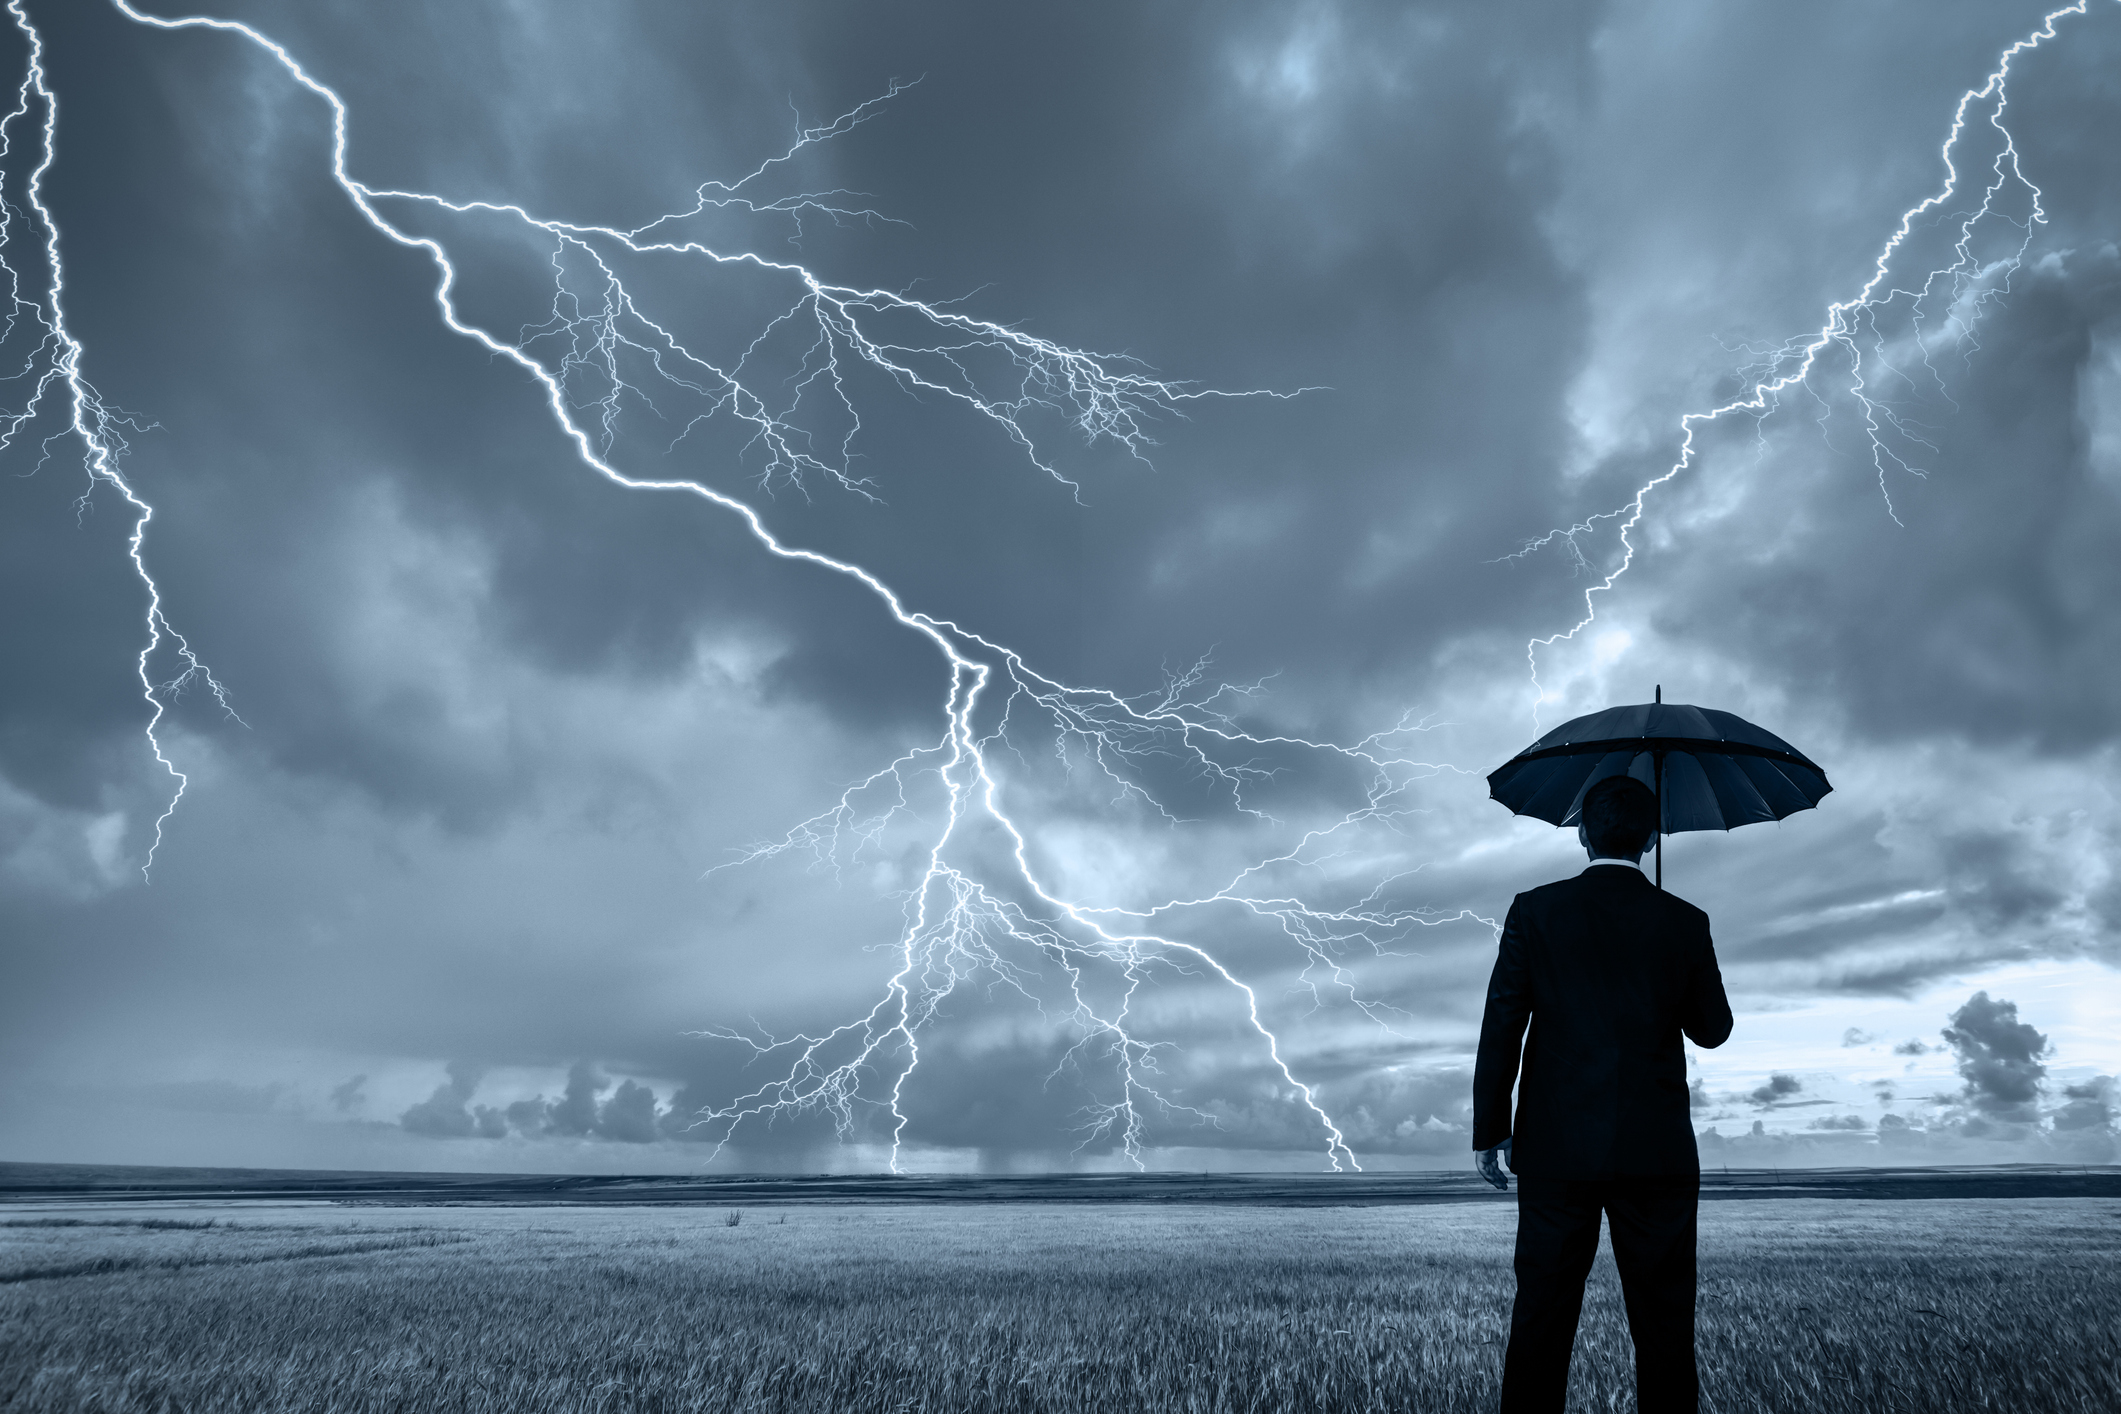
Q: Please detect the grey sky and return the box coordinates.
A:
[1,0,2116,1173]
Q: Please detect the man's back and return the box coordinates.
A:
[1473,865,1732,1179]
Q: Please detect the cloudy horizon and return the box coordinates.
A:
[3,0,2118,1176]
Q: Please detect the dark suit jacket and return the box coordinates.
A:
[1473,863,1733,1178]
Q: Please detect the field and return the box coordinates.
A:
[2,1198,2117,1413]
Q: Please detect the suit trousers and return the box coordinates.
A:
[1499,1173,1700,1414]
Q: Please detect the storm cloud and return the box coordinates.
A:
[2,0,2118,1173]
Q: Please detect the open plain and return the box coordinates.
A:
[3,1188,2117,1413]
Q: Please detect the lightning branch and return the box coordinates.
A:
[0,0,1505,1170]
[1518,2,2100,718]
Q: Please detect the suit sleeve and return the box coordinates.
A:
[1471,897,1532,1150]
[1681,922,1734,1049]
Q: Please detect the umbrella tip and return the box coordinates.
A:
[1655,684,1661,704]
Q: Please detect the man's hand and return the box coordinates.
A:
[1476,1137,1513,1191]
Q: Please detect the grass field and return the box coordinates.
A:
[2,1198,2116,1412]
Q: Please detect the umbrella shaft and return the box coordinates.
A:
[1655,750,1664,891]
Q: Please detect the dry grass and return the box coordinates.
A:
[1,1198,2115,1412]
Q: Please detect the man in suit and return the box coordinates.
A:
[1472,773,1733,1414]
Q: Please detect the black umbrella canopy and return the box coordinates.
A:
[1487,698,1831,836]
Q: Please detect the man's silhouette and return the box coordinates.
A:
[1473,774,1733,1414]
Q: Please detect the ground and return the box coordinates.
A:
[2,1198,2116,1412]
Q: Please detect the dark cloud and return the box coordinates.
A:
[1894,1039,1932,1056]
[1840,1028,1875,1047]
[541,1062,607,1139]
[1807,1115,1868,1131]
[484,1061,673,1144]
[0,459,157,812]
[2090,872,2121,954]
[1746,1074,1804,1108]
[1941,991,2050,1125]
[1786,949,2026,1003]
[888,1030,1125,1163]
[5,0,2120,1174]
[2050,1075,2116,1135]
[1653,249,2121,756]
[398,1060,486,1139]
[1719,878,1951,977]
[593,1079,661,1144]
[328,1075,367,1113]
[1939,833,2069,938]
[0,0,1608,834]
[503,1098,549,1135]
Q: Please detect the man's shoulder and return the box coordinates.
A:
[1519,869,1628,901]
[1516,874,1584,906]
[1510,873,1595,919]
[1662,889,1712,929]
[1516,871,1712,930]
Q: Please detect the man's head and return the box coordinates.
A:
[1577,775,1659,861]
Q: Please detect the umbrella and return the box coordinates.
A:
[1485,687,1831,889]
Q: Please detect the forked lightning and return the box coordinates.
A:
[0,0,1487,1171]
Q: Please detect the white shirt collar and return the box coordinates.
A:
[1585,857,1643,872]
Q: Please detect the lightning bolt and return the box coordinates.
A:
[3,0,1501,1171]
[0,0,243,879]
[1519,2,2098,717]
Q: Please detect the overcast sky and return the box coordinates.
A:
[2,0,2117,1175]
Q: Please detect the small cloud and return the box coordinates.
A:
[1876,1112,1924,1148]
[399,1060,485,1138]
[1747,1074,1803,1107]
[1808,1114,1869,1131]
[1841,1028,1877,1047]
[329,1075,367,1113]
[1689,1079,1710,1111]
[1894,1039,1931,1056]
[1749,1120,1765,1136]
[2051,1075,2117,1134]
